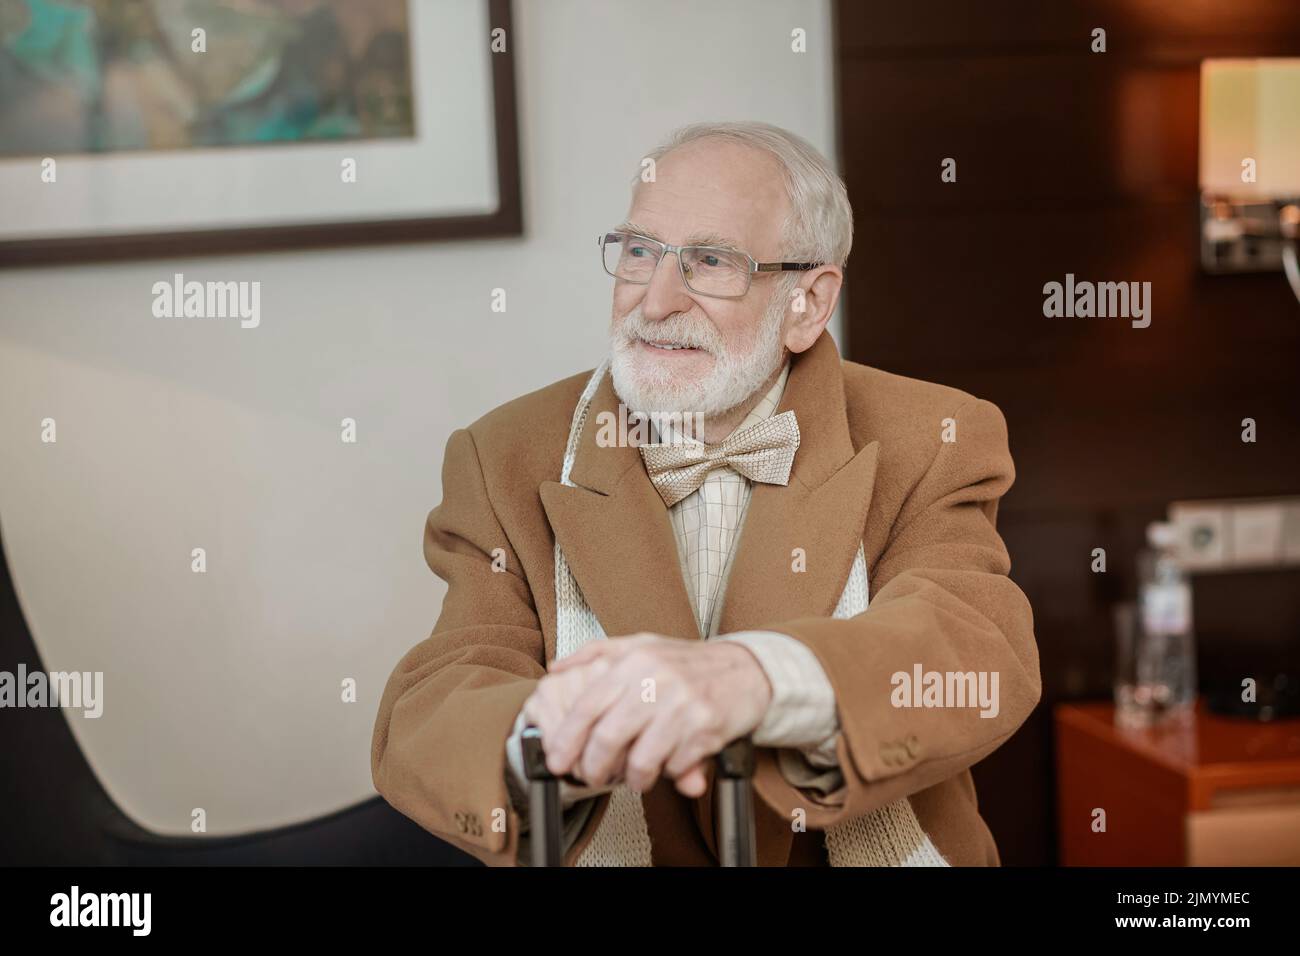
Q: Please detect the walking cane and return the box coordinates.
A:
[520,724,565,867]
[714,736,758,867]
[522,726,759,867]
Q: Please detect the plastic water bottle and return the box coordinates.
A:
[1134,521,1197,724]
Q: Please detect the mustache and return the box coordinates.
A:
[614,308,722,353]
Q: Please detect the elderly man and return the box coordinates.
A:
[371,121,1040,867]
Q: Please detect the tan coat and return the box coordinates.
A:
[370,331,1041,866]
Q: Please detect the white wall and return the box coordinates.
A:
[0,0,840,836]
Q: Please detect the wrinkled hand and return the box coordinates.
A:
[521,634,772,798]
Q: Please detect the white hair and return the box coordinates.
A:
[638,120,854,269]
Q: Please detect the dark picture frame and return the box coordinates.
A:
[0,0,521,268]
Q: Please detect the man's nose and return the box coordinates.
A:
[639,250,695,322]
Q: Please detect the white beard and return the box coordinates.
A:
[608,286,788,419]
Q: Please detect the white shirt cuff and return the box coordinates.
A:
[715,629,841,758]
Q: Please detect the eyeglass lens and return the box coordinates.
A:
[602,233,750,297]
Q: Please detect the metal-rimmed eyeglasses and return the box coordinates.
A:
[598,230,822,299]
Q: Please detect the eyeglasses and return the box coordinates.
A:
[598,230,822,299]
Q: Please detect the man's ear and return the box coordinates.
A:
[782,265,843,354]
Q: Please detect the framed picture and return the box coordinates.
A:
[0,0,520,266]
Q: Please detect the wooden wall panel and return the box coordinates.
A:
[839,59,1198,209]
[838,0,1300,54]
[835,0,1300,865]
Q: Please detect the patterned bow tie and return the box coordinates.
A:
[638,409,801,507]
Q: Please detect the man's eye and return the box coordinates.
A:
[699,254,721,268]
[629,245,652,258]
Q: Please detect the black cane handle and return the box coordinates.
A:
[520,724,588,787]
[521,726,758,867]
[519,724,566,867]
[715,736,756,779]
[714,735,758,867]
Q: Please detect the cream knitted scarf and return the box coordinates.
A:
[554,361,949,867]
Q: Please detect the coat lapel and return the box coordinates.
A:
[538,368,700,652]
[717,331,880,636]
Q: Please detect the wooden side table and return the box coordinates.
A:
[1055,699,1300,865]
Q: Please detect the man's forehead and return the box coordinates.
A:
[616,220,749,251]
[625,139,787,251]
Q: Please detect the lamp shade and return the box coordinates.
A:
[1200,58,1300,199]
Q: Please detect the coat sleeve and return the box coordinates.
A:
[370,427,550,866]
[749,397,1041,829]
